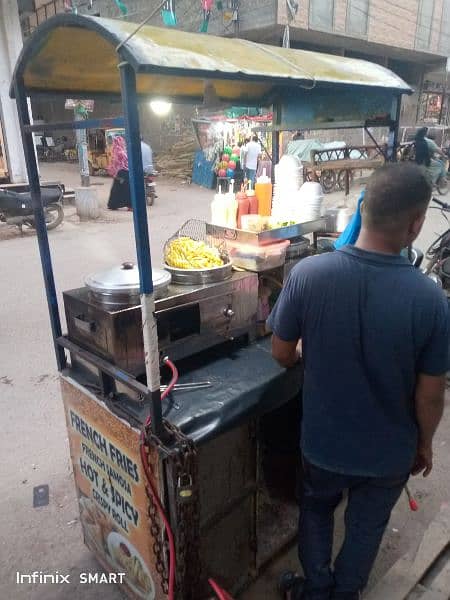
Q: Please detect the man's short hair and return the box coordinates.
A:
[252,135,259,142]
[362,163,431,231]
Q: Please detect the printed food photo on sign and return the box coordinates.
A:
[78,494,116,558]
[107,532,156,599]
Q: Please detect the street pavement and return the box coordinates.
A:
[1,163,450,600]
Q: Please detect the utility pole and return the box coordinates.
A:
[74,108,90,187]
[66,100,92,187]
[65,100,99,219]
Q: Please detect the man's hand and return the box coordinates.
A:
[413,373,445,477]
[411,443,433,477]
[271,334,300,368]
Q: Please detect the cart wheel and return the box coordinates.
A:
[337,169,354,191]
[320,169,336,193]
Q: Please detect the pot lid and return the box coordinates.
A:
[85,262,171,294]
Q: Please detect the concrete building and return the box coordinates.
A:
[17,0,450,146]
[0,0,28,182]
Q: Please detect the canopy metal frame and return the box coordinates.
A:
[12,50,164,437]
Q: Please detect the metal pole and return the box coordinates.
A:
[119,62,164,438]
[13,77,66,371]
[390,96,402,163]
[74,108,90,187]
[271,104,281,182]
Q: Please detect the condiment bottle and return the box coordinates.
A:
[247,180,258,214]
[210,185,228,226]
[236,184,250,229]
[226,179,238,228]
[255,168,273,217]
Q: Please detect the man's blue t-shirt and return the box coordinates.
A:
[268,246,449,477]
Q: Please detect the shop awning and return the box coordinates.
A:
[11,14,412,104]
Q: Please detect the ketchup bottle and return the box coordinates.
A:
[236,184,250,229]
[247,180,258,214]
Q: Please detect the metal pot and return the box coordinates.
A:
[85,261,171,306]
[164,261,233,285]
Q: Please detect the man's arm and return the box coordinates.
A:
[412,373,445,477]
[427,139,446,159]
[271,335,300,368]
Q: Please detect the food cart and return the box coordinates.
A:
[11,15,411,600]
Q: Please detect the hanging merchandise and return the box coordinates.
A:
[200,0,213,33]
[64,0,77,13]
[162,0,177,26]
[283,0,299,48]
[113,0,128,15]
[282,25,290,49]
[74,102,90,120]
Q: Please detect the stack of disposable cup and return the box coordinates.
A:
[295,182,324,223]
[271,155,303,221]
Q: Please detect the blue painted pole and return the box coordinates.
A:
[14,78,66,371]
[119,63,153,294]
[119,63,164,438]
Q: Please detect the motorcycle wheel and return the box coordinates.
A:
[146,192,155,206]
[45,204,64,229]
[337,169,354,191]
[320,170,337,193]
[425,229,450,261]
[437,176,449,195]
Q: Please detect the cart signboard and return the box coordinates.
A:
[61,377,164,600]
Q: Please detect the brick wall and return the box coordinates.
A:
[368,0,417,50]
[278,0,448,57]
[430,0,444,54]
[333,0,347,36]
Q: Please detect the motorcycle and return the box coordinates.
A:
[422,197,450,287]
[145,171,158,206]
[0,185,64,234]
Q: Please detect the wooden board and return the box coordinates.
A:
[365,508,450,600]
[303,159,384,171]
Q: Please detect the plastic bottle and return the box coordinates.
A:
[255,169,273,217]
[210,186,228,226]
[247,180,258,214]
[236,184,250,229]
[225,179,238,228]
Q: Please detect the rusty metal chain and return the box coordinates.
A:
[165,420,202,599]
[142,444,170,594]
[142,420,202,598]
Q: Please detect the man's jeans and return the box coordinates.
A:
[245,168,256,186]
[298,459,408,600]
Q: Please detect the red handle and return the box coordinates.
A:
[209,579,235,600]
[405,484,419,512]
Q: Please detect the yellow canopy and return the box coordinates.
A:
[12,14,411,103]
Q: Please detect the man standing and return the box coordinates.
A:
[141,137,154,174]
[244,135,261,185]
[268,163,448,600]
